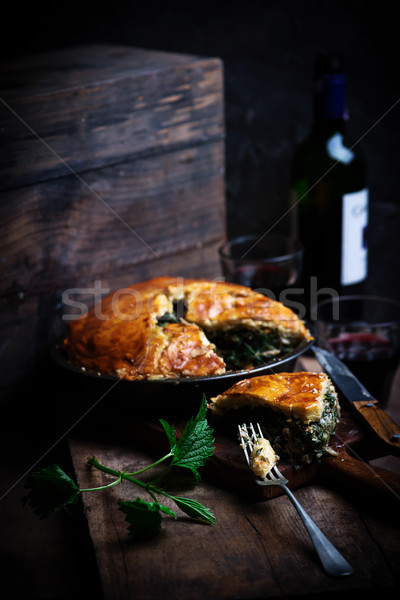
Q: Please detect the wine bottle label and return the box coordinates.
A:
[341,189,368,285]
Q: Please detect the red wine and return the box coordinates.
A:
[327,332,399,403]
[219,234,303,301]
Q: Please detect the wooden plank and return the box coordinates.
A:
[69,439,281,600]
[69,435,398,599]
[66,356,400,598]
[0,45,200,96]
[1,141,225,290]
[0,45,224,190]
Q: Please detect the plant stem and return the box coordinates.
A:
[79,474,123,493]
[87,456,161,502]
[124,452,173,476]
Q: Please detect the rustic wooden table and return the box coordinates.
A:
[2,356,400,600]
[68,356,400,600]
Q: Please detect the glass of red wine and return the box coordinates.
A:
[218,234,303,301]
[315,295,400,405]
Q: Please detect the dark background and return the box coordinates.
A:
[1,3,400,597]
[3,0,400,299]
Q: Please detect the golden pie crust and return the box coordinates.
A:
[63,277,311,380]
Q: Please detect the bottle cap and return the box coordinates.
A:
[315,51,344,75]
[314,51,346,120]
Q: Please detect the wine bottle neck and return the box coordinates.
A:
[312,118,346,138]
[313,70,347,128]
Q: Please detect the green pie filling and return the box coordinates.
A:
[157,305,298,370]
[258,389,339,467]
[206,328,294,370]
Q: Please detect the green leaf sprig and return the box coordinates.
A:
[22,396,216,539]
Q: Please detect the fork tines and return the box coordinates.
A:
[238,421,268,469]
[238,422,284,482]
[238,422,263,449]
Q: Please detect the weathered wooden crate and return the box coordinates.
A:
[0,44,226,399]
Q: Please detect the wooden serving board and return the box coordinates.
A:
[111,406,400,503]
[68,435,400,600]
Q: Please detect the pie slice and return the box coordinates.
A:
[209,372,340,465]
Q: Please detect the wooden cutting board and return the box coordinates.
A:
[117,405,400,503]
[67,434,400,600]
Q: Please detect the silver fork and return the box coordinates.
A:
[238,423,354,577]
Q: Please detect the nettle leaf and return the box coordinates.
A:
[172,496,216,525]
[21,464,79,519]
[118,498,177,539]
[159,419,177,453]
[171,395,215,480]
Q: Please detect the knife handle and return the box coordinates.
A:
[321,451,400,501]
[352,400,400,457]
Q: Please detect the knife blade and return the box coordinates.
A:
[312,345,400,457]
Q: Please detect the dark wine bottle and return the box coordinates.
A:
[290,52,368,312]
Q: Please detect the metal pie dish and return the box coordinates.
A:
[51,338,313,414]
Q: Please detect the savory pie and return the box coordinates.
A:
[63,277,312,380]
[209,372,340,465]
